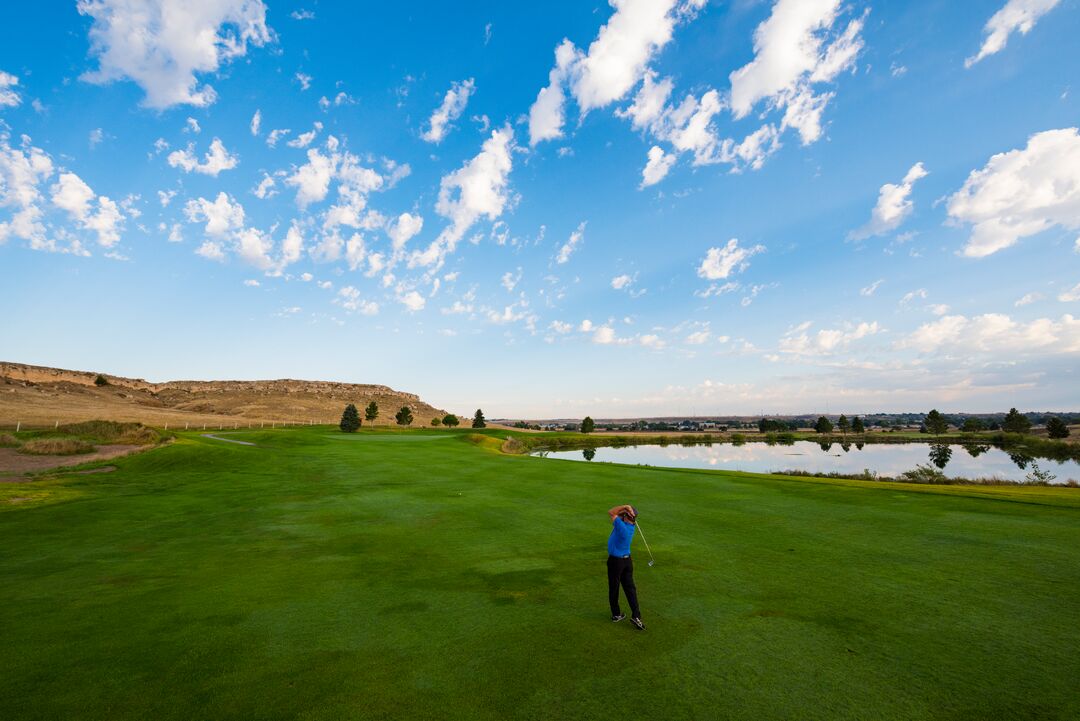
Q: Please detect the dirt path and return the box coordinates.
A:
[0,445,144,475]
[201,434,256,446]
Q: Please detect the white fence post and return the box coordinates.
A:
[16,421,21,432]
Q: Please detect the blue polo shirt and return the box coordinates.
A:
[608,516,635,556]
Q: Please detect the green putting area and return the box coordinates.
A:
[2,427,1078,720]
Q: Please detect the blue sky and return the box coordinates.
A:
[1,0,1079,417]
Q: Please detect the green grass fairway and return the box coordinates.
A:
[3,428,1079,720]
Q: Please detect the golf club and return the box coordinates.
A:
[636,520,656,566]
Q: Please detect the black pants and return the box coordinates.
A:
[607,555,640,618]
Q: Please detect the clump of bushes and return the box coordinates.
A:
[899,465,949,484]
[57,421,161,445]
[19,438,95,455]
[0,432,20,448]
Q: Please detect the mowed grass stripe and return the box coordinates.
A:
[1,427,1078,720]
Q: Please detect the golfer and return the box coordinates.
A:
[607,504,646,630]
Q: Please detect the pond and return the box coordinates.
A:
[534,441,1080,484]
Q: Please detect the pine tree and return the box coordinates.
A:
[443,414,460,427]
[339,404,361,433]
[852,416,865,434]
[581,416,596,434]
[1002,408,1031,434]
[395,406,414,426]
[924,409,948,435]
[837,414,850,435]
[814,416,833,434]
[364,401,379,424]
[1046,417,1070,439]
[472,409,486,428]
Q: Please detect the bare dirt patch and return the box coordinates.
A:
[0,445,143,475]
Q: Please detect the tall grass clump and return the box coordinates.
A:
[57,421,162,445]
[0,432,20,448]
[19,438,95,455]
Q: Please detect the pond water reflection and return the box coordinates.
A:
[535,441,1079,484]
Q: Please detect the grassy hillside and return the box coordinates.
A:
[2,427,1078,720]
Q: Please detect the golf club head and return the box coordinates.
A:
[648,560,655,567]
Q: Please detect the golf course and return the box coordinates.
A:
[2,426,1079,720]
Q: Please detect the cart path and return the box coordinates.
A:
[201,434,257,446]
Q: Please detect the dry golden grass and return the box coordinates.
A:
[0,433,19,448]
[1,362,448,428]
[19,438,95,456]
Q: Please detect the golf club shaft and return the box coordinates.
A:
[636,521,655,564]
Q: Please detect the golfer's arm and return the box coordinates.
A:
[608,504,630,520]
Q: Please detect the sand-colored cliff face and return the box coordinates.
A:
[0,362,447,427]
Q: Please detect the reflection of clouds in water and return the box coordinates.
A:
[544,441,1079,484]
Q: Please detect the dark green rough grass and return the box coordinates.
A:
[2,426,1079,721]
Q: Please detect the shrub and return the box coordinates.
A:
[431,417,442,426]
[58,421,161,445]
[899,464,948,484]
[19,438,95,455]
[94,374,109,387]
[0,432,20,447]
[731,433,746,446]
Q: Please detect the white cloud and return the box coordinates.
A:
[291,9,315,20]
[965,0,1061,68]
[1059,282,1080,302]
[196,240,225,261]
[184,192,245,236]
[387,212,423,252]
[422,78,475,143]
[549,320,573,334]
[611,273,633,290]
[253,173,277,199]
[528,1,704,146]
[295,72,312,91]
[640,145,676,188]
[266,128,290,147]
[88,128,104,148]
[286,121,323,149]
[337,286,379,315]
[0,70,20,107]
[729,0,864,145]
[900,288,928,305]
[556,221,586,264]
[157,189,177,206]
[528,40,580,146]
[167,138,238,176]
[860,279,884,296]
[77,0,272,109]
[412,127,514,268]
[697,238,765,280]
[779,320,881,356]
[902,313,1080,354]
[243,279,260,287]
[501,267,523,292]
[399,290,426,312]
[344,232,366,271]
[250,109,261,136]
[685,330,710,345]
[184,117,201,134]
[286,146,336,208]
[850,162,928,240]
[49,171,125,247]
[0,133,54,248]
[947,128,1080,257]
[1015,292,1044,306]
